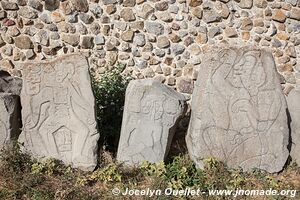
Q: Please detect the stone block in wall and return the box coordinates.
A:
[18,54,99,171]
[186,47,289,173]
[287,87,300,166]
[117,79,188,165]
[0,93,21,149]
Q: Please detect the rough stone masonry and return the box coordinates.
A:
[0,0,299,95]
[186,47,289,173]
[18,54,99,171]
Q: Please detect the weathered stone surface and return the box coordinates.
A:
[186,47,289,173]
[19,54,99,171]
[287,87,300,166]
[117,79,187,165]
[14,36,34,49]
[145,21,164,35]
[71,0,89,13]
[0,93,21,150]
[0,70,22,95]
[239,0,253,9]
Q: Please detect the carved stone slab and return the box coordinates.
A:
[18,54,99,171]
[287,87,300,166]
[117,79,187,165]
[186,47,289,173]
[0,93,21,149]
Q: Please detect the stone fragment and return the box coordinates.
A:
[157,36,170,48]
[186,47,289,173]
[287,87,300,166]
[171,44,185,55]
[123,0,136,7]
[15,36,33,49]
[19,54,99,171]
[208,26,221,38]
[0,93,21,150]
[286,0,298,6]
[45,0,60,11]
[225,27,238,38]
[61,34,80,46]
[145,22,164,35]
[288,8,300,21]
[155,1,168,11]
[133,33,146,47]
[117,79,187,165]
[254,0,267,8]
[95,36,105,45]
[71,0,89,12]
[241,18,253,31]
[272,9,286,23]
[120,8,135,21]
[203,9,221,23]
[121,30,134,42]
[189,0,202,7]
[102,0,117,5]
[1,1,19,10]
[239,0,253,9]
[81,36,94,49]
[19,7,38,19]
[177,78,194,94]
[138,4,154,19]
[192,7,203,19]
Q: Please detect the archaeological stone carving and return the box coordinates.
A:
[18,54,99,171]
[186,47,289,173]
[0,93,21,149]
[117,79,187,165]
[287,87,300,166]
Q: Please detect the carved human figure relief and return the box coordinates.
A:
[117,79,187,165]
[186,47,289,173]
[19,54,99,171]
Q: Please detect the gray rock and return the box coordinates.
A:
[19,7,38,19]
[81,36,94,49]
[186,47,289,173]
[208,26,221,38]
[1,1,19,10]
[19,54,99,171]
[15,36,34,49]
[0,93,21,150]
[95,35,105,45]
[157,36,170,48]
[123,0,136,7]
[90,4,103,18]
[102,0,117,5]
[70,0,89,13]
[45,0,60,11]
[145,21,164,36]
[203,9,221,23]
[287,87,300,166]
[79,13,93,24]
[138,4,154,19]
[239,0,253,9]
[117,79,187,165]
[135,59,147,69]
[286,0,298,6]
[120,8,135,21]
[171,44,185,55]
[61,34,80,46]
[28,0,43,11]
[133,33,146,47]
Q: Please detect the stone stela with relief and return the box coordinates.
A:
[186,47,289,173]
[18,54,99,171]
[117,79,187,165]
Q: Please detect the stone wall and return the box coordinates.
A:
[0,0,299,94]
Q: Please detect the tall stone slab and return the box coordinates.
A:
[18,54,99,171]
[287,87,300,166]
[0,93,21,149]
[117,79,187,165]
[186,47,289,173]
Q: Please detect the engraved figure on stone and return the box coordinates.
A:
[197,49,282,169]
[23,62,95,164]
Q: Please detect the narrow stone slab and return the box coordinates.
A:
[0,93,21,149]
[186,47,289,173]
[18,54,99,171]
[117,79,187,165]
[287,87,300,166]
